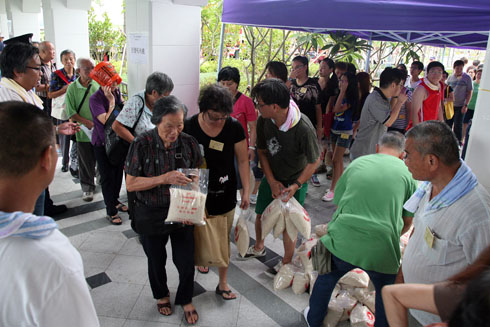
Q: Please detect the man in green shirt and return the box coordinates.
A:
[306,131,417,327]
[243,78,320,277]
[65,58,98,201]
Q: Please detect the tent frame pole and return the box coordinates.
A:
[217,23,226,77]
[365,32,373,72]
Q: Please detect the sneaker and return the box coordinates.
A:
[322,190,334,202]
[310,174,321,187]
[250,193,257,204]
[70,167,79,179]
[82,191,94,202]
[240,245,266,259]
[264,261,282,278]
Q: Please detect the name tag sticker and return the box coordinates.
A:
[424,226,435,248]
[399,114,406,119]
[300,87,307,94]
[340,133,350,139]
[209,140,224,152]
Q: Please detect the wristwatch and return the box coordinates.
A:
[293,180,302,188]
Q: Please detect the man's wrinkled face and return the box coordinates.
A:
[404,138,430,181]
[41,42,55,62]
[16,54,41,91]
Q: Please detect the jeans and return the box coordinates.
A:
[462,120,472,159]
[140,226,195,305]
[307,254,396,327]
[448,106,464,143]
[93,145,124,216]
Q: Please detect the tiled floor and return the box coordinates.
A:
[51,158,347,327]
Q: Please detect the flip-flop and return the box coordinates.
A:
[157,301,172,316]
[215,285,237,300]
[183,307,199,324]
[197,266,209,274]
[116,203,129,213]
[106,214,122,225]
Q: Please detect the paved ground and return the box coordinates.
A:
[51,156,347,327]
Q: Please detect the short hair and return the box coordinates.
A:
[398,67,408,82]
[472,59,481,67]
[265,61,288,82]
[217,66,240,85]
[379,131,405,153]
[198,84,233,114]
[292,55,309,75]
[150,95,186,125]
[427,61,445,73]
[39,41,52,52]
[76,57,94,69]
[466,66,476,73]
[251,78,290,109]
[145,72,174,96]
[406,121,460,166]
[335,61,348,72]
[60,49,76,61]
[443,71,449,78]
[0,102,55,177]
[411,61,424,71]
[396,63,407,71]
[460,57,468,64]
[379,67,403,89]
[347,63,357,74]
[453,60,465,68]
[0,43,39,79]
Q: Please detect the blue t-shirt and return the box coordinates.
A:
[332,98,354,132]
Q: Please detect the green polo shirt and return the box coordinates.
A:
[65,78,99,142]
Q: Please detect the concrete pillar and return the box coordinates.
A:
[126,0,207,115]
[41,0,90,64]
[464,32,490,193]
[5,0,40,41]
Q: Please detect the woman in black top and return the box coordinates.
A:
[125,96,202,324]
[184,84,250,300]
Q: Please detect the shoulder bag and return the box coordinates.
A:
[51,70,72,121]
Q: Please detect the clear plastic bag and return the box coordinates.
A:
[166,168,209,226]
[234,210,250,258]
[282,196,311,239]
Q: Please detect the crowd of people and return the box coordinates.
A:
[0,33,489,327]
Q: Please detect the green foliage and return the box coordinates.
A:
[322,31,372,66]
[88,8,126,62]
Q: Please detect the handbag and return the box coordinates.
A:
[105,95,144,166]
[130,201,184,235]
[444,86,454,120]
[51,70,72,120]
[311,240,332,275]
[194,215,230,267]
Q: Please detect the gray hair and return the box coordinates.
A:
[60,49,76,61]
[145,72,174,96]
[151,95,187,125]
[379,131,405,154]
[406,121,460,166]
[76,57,94,69]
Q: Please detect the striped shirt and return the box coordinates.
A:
[402,183,490,326]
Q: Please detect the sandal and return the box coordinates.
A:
[215,285,237,300]
[157,301,172,316]
[182,306,199,324]
[197,266,209,274]
[116,203,129,213]
[106,214,122,225]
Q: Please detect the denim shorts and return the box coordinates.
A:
[330,132,352,148]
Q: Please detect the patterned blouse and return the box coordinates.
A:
[125,128,202,207]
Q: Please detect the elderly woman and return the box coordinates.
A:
[184,84,250,299]
[89,68,125,225]
[125,96,202,324]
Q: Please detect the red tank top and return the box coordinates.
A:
[419,79,443,122]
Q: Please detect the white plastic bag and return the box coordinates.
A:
[297,237,317,273]
[323,285,345,327]
[292,272,309,294]
[335,290,358,311]
[350,304,375,327]
[273,215,285,239]
[167,168,208,225]
[285,216,299,241]
[314,223,328,237]
[339,269,370,288]
[283,196,311,239]
[308,271,319,295]
[351,288,376,313]
[273,263,297,291]
[234,212,249,258]
[261,199,283,240]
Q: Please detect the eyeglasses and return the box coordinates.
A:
[26,66,42,71]
[291,65,305,71]
[206,112,228,122]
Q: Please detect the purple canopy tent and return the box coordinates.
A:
[218,0,490,71]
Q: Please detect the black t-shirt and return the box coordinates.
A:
[290,78,321,127]
[317,76,339,115]
[184,114,246,215]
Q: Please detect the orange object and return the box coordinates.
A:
[90,61,122,87]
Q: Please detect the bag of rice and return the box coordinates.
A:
[261,199,283,240]
[322,285,344,327]
[283,197,311,239]
[285,216,299,242]
[308,271,319,295]
[335,290,358,311]
[292,272,309,294]
[167,168,208,225]
[350,304,375,327]
[351,288,375,313]
[339,269,370,288]
[314,223,328,237]
[297,237,317,273]
[273,263,297,291]
[273,215,286,239]
[234,213,249,258]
